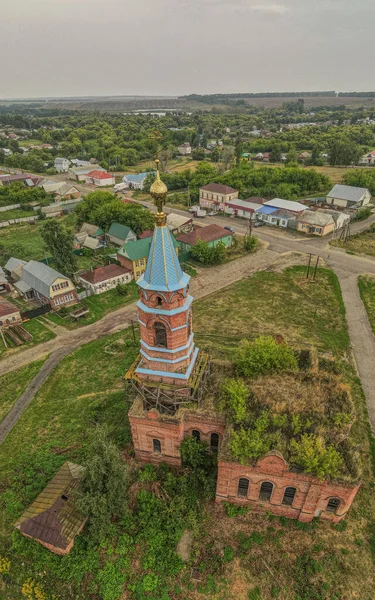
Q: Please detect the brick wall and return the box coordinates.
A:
[216,452,360,523]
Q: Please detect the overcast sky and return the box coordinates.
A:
[1,0,374,98]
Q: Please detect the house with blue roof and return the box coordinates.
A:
[122,172,151,190]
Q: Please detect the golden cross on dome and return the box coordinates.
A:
[148,130,163,160]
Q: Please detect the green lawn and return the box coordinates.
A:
[330,226,375,257]
[0,319,55,357]
[358,275,375,334]
[18,139,43,147]
[0,214,77,267]
[1,266,375,599]
[194,266,349,357]
[0,208,36,221]
[0,358,47,421]
[46,281,139,329]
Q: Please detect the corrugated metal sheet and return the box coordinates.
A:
[327,184,369,203]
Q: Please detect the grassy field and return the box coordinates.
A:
[121,156,201,175]
[194,266,349,356]
[0,358,47,421]
[0,208,35,221]
[0,319,55,358]
[0,213,77,267]
[0,266,375,599]
[358,275,375,334]
[331,226,375,257]
[18,139,43,147]
[46,281,139,329]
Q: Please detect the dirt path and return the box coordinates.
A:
[0,346,75,444]
[335,271,375,432]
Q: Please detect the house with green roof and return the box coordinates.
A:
[106,222,137,247]
[117,233,179,280]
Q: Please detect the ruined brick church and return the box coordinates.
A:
[126,162,360,524]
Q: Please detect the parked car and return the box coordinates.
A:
[253,220,264,227]
[224,226,235,233]
[208,211,218,216]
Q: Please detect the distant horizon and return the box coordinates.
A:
[1,90,375,103]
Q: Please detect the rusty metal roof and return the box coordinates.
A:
[15,461,86,551]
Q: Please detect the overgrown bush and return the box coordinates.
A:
[290,434,343,479]
[234,336,298,378]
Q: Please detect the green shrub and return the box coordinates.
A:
[223,501,249,518]
[234,336,298,378]
[220,378,249,424]
[290,434,343,479]
[248,586,261,599]
[223,545,235,562]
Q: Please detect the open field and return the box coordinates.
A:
[194,266,349,356]
[331,226,375,257]
[358,275,375,334]
[0,358,47,421]
[1,265,375,599]
[122,156,201,175]
[18,139,43,147]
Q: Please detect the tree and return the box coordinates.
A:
[269,143,282,163]
[40,220,78,278]
[192,147,205,161]
[234,336,298,378]
[328,139,361,166]
[243,235,257,252]
[285,148,299,166]
[190,240,227,265]
[123,148,138,165]
[77,426,130,542]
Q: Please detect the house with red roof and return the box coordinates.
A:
[84,170,115,187]
[359,150,375,165]
[77,264,133,295]
[176,224,233,253]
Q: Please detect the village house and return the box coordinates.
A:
[176,224,233,253]
[122,172,149,190]
[54,157,70,173]
[359,150,375,165]
[256,198,306,228]
[0,266,11,294]
[79,223,105,239]
[0,299,22,328]
[138,229,154,240]
[178,142,192,155]
[78,264,133,295]
[15,462,87,556]
[326,184,371,209]
[68,165,104,181]
[117,238,152,280]
[166,213,193,235]
[17,260,78,309]
[0,173,43,187]
[225,198,265,219]
[298,151,312,162]
[4,257,27,282]
[85,170,115,187]
[41,180,81,201]
[106,222,137,247]
[199,183,238,212]
[297,209,350,236]
[81,235,104,251]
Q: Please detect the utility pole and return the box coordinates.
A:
[313,256,319,280]
[131,320,136,345]
[249,212,253,237]
[306,254,312,279]
[187,185,190,209]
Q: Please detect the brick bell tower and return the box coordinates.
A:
[125,159,210,417]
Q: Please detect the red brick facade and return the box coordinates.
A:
[216,452,360,523]
[129,404,226,466]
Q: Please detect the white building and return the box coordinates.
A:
[178,143,192,156]
[326,184,371,209]
[84,170,115,187]
[78,264,133,295]
[54,157,70,173]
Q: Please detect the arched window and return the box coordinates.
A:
[210,433,219,452]
[282,487,296,506]
[326,498,341,513]
[237,478,249,498]
[259,482,273,502]
[192,430,200,441]
[153,439,161,453]
[154,322,167,348]
[156,296,163,307]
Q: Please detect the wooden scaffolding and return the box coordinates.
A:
[125,350,211,415]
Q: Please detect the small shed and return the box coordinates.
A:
[15,462,86,556]
[106,223,137,246]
